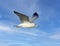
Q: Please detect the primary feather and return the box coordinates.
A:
[30,12,39,22]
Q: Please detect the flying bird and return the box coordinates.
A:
[14,11,39,28]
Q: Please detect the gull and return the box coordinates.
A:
[14,11,39,28]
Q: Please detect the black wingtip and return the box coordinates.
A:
[33,12,38,15]
[14,11,17,13]
[33,12,39,17]
[13,11,20,14]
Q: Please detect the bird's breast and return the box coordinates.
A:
[20,22,35,28]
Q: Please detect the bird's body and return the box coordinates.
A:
[14,11,39,28]
[17,22,35,28]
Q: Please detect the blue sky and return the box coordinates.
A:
[0,0,60,46]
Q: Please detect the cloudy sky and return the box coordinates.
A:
[0,0,60,46]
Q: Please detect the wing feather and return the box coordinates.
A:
[30,12,39,22]
[14,11,30,23]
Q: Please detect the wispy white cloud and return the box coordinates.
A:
[49,28,60,40]
[0,41,32,46]
[0,26,12,31]
[0,42,9,46]
[49,33,60,40]
[18,31,38,36]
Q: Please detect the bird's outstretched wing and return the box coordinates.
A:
[14,11,30,23]
[30,12,39,22]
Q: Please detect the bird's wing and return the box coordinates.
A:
[14,11,30,23]
[30,12,39,22]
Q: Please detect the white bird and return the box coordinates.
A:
[14,11,39,28]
